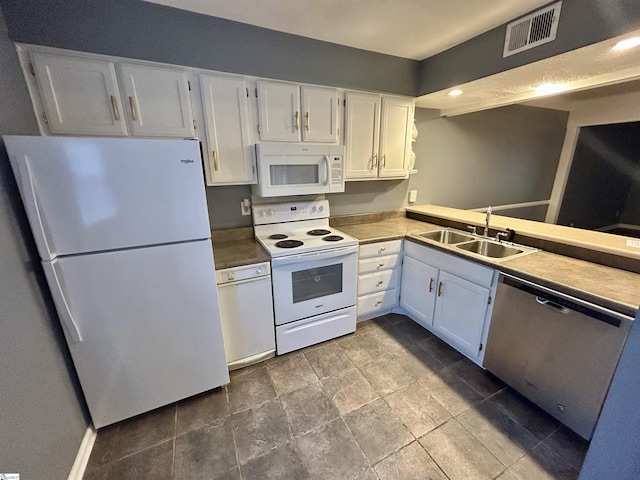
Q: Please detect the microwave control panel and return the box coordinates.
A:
[329,155,344,192]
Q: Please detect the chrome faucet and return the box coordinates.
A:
[484,206,492,237]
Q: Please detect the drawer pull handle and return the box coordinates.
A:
[429,278,434,292]
[376,299,382,305]
[438,282,443,297]
[376,280,384,286]
[379,247,386,252]
[378,262,385,267]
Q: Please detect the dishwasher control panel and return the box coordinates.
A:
[216,262,271,285]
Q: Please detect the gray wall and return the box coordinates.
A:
[0,0,418,96]
[578,310,640,479]
[0,10,88,480]
[328,179,411,216]
[206,185,253,229]
[419,0,640,95]
[409,105,568,210]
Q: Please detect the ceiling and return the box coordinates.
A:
[416,27,640,115]
[144,0,551,60]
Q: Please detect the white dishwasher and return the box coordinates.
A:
[216,262,276,370]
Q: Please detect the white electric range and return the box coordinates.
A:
[253,200,358,354]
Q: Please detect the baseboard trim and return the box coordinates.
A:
[67,424,97,480]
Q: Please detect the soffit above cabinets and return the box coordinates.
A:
[416,28,640,116]
[143,0,550,60]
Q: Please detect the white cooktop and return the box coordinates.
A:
[253,200,358,257]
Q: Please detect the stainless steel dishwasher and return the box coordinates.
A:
[484,273,632,440]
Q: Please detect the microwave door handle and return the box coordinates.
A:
[323,156,330,185]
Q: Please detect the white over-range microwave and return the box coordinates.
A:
[252,143,345,197]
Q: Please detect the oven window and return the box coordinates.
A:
[270,164,319,185]
[291,263,343,303]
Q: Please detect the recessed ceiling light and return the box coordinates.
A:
[612,37,640,50]
[535,83,568,96]
[448,89,463,96]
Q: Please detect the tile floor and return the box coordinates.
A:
[83,314,589,480]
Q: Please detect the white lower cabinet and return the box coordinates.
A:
[400,241,497,365]
[357,240,402,319]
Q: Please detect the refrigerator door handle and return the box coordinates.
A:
[42,261,83,342]
[18,155,53,259]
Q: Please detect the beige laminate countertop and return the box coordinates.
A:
[337,218,640,318]
[211,238,270,271]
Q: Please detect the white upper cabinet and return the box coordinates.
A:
[301,86,339,143]
[257,81,301,142]
[344,92,381,179]
[257,81,339,143]
[30,52,128,136]
[200,74,256,185]
[344,92,414,180]
[118,63,195,138]
[379,96,414,178]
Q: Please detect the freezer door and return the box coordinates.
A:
[4,136,210,260]
[44,240,229,428]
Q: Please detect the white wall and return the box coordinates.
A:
[0,10,89,479]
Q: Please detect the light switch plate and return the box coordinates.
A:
[408,190,417,203]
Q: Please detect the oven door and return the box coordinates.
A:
[271,245,358,325]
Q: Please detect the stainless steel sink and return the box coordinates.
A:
[455,239,538,261]
[456,240,523,258]
[416,229,475,245]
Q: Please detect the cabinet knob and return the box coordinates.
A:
[376,299,382,305]
[379,247,386,252]
[378,262,385,267]
[376,280,383,286]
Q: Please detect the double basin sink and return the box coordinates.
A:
[413,228,538,262]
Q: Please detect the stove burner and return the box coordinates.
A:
[275,239,304,248]
[307,229,331,236]
[323,235,343,242]
[268,234,288,240]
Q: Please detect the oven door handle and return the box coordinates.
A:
[271,245,359,266]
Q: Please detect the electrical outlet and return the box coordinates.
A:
[241,198,251,216]
[408,190,417,203]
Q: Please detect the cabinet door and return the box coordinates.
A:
[344,92,380,179]
[400,256,438,329]
[301,86,339,143]
[31,52,127,136]
[257,81,301,141]
[378,97,413,178]
[433,271,490,358]
[119,64,194,137]
[200,74,255,185]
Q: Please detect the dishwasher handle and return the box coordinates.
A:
[535,296,570,314]
[500,273,632,328]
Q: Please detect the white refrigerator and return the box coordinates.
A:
[4,135,230,428]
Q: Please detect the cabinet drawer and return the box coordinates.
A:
[357,289,398,316]
[358,269,399,296]
[358,254,400,274]
[359,240,402,258]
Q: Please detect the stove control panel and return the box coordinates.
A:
[253,200,330,225]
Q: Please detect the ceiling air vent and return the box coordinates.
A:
[503,1,562,57]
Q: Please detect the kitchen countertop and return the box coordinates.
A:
[210,226,271,270]
[337,217,640,318]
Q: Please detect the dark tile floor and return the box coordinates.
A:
[83,314,589,480]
